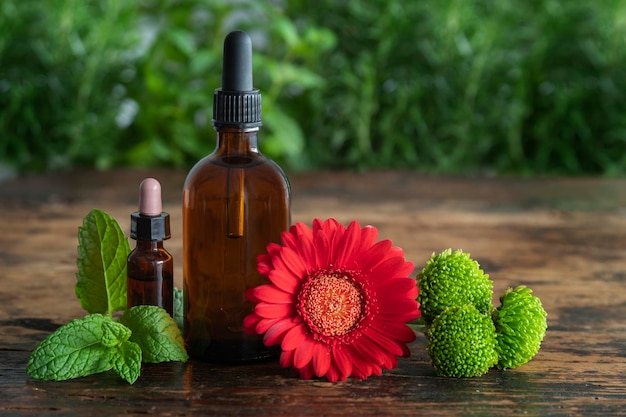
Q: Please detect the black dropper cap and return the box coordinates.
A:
[212,31,262,129]
[130,212,171,241]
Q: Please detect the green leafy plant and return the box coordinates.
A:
[285,0,626,174]
[0,0,141,172]
[4,1,626,175]
[124,0,335,170]
[27,209,187,384]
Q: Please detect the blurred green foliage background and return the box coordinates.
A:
[2,0,626,176]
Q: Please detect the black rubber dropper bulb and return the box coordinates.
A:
[222,31,253,91]
[213,31,262,128]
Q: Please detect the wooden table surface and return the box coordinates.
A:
[1,169,625,416]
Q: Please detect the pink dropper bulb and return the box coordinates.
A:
[139,178,162,216]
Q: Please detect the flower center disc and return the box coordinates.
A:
[300,274,364,337]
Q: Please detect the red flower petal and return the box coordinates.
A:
[294,221,314,240]
[360,224,378,245]
[280,230,298,252]
[382,354,399,370]
[349,344,376,379]
[372,276,418,295]
[297,363,315,380]
[355,334,389,367]
[396,260,415,279]
[319,218,343,256]
[312,218,324,232]
[364,327,404,357]
[331,346,352,380]
[251,284,294,304]
[334,220,361,268]
[378,310,420,324]
[255,302,295,319]
[266,242,282,256]
[312,342,331,377]
[384,354,398,369]
[378,296,419,315]
[280,348,295,368]
[282,324,308,351]
[371,321,416,343]
[297,232,317,270]
[255,317,280,334]
[324,362,341,382]
[263,317,297,346]
[369,256,410,282]
[313,229,330,269]
[280,246,309,279]
[243,312,262,334]
[407,282,419,299]
[319,218,341,237]
[399,342,411,358]
[294,339,315,369]
[257,253,274,276]
[357,240,393,272]
[245,287,261,303]
[268,269,300,294]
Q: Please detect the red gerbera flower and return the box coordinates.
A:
[243,218,420,381]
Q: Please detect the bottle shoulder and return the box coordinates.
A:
[128,245,173,260]
[184,153,290,191]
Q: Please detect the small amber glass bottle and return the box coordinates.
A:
[127,178,174,316]
[182,31,291,363]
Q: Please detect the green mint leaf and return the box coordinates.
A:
[119,305,188,363]
[101,320,132,348]
[27,314,114,381]
[111,340,142,384]
[173,287,184,331]
[75,208,130,315]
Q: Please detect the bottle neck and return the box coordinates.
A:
[215,127,259,155]
[135,240,164,251]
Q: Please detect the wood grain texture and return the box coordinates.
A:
[1,169,625,416]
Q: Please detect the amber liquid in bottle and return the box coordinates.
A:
[183,128,290,363]
[127,240,174,316]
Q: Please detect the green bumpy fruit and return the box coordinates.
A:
[417,249,493,325]
[493,286,548,370]
[426,304,498,377]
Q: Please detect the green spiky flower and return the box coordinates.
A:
[426,304,498,377]
[493,286,547,370]
[417,249,493,325]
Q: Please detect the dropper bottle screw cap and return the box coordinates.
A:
[212,30,262,128]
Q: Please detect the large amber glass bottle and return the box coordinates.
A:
[182,31,290,363]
